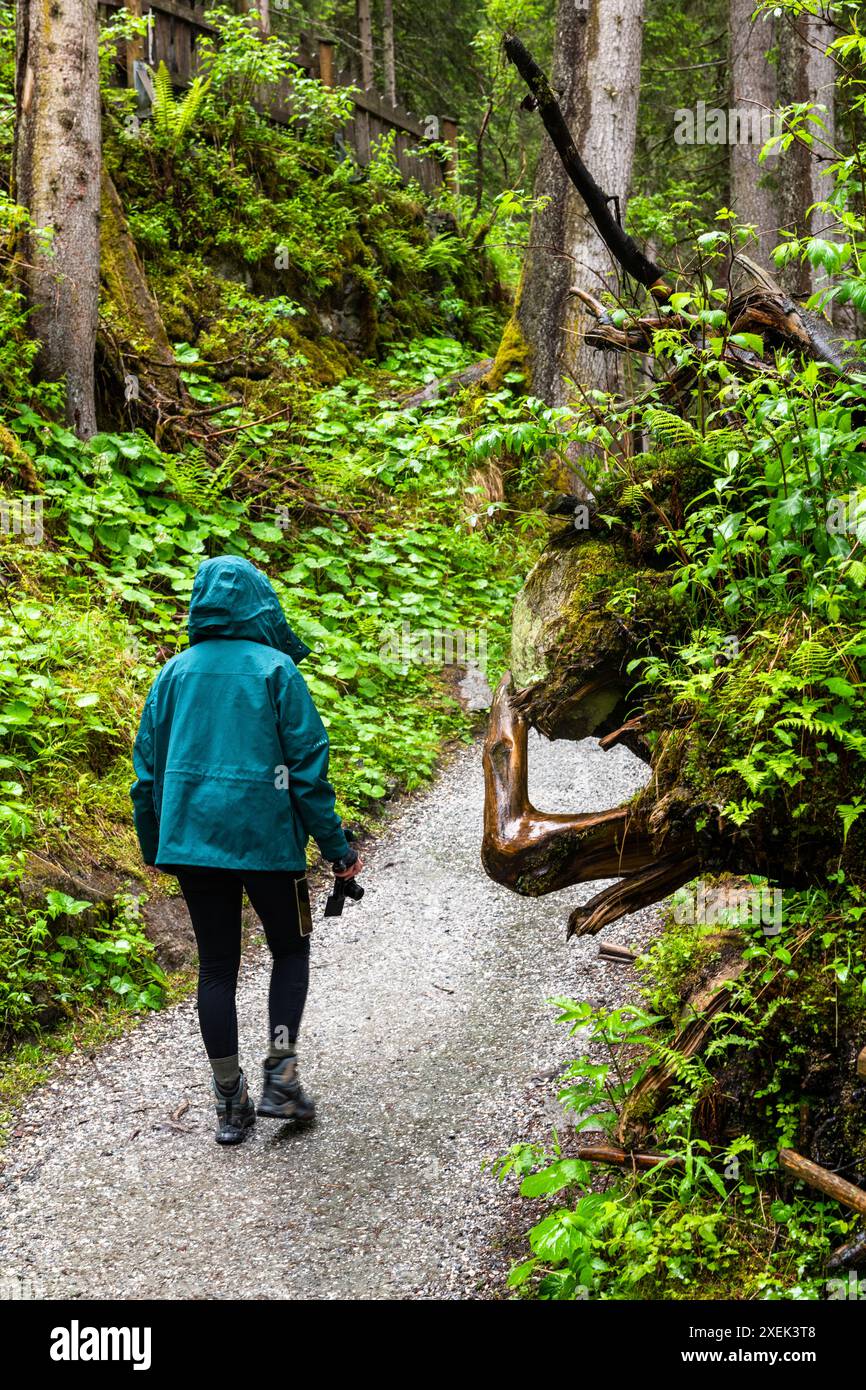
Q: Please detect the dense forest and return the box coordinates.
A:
[2,0,866,1321]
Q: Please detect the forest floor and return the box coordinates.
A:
[0,733,661,1301]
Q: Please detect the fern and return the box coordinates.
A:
[703,426,745,460]
[791,639,836,681]
[644,407,701,449]
[150,62,210,153]
[420,235,464,275]
[163,444,244,509]
[619,481,652,509]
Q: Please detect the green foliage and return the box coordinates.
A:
[491,10,866,1291]
[496,908,863,1301]
[631,0,731,253]
[0,861,165,1045]
[0,335,541,1050]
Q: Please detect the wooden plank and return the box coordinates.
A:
[355,108,371,165]
[101,0,217,30]
[318,39,335,87]
[351,86,426,138]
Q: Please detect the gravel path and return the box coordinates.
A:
[0,734,663,1301]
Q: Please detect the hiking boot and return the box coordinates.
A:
[213,1070,256,1145]
[257,1055,316,1122]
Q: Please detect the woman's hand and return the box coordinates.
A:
[334,856,364,879]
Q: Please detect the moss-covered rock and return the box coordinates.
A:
[510,524,692,742]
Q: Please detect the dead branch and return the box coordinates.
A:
[573,1144,681,1171]
[779,1149,866,1219]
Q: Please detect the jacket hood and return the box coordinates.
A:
[188,556,311,663]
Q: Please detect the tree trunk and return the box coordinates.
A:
[500,0,590,406]
[803,9,851,333]
[561,0,644,402]
[14,0,101,439]
[777,10,813,292]
[805,7,837,253]
[497,1,644,409]
[99,168,182,413]
[357,0,374,89]
[383,0,397,104]
[729,0,779,266]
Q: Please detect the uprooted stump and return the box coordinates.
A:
[482,459,866,936]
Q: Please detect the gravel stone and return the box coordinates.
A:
[0,733,661,1300]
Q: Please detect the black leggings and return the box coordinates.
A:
[175,869,312,1060]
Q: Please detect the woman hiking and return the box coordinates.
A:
[130,554,363,1145]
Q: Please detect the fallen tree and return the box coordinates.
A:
[484,35,860,935]
[482,36,866,1188]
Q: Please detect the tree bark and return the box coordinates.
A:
[802,8,852,335]
[383,0,397,104]
[779,1149,866,1219]
[357,0,374,89]
[729,0,779,267]
[99,167,182,411]
[499,1,589,406]
[804,7,837,259]
[777,10,814,291]
[560,0,645,403]
[14,0,101,439]
[500,2,645,409]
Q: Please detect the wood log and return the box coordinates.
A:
[482,673,660,898]
[572,254,848,374]
[617,930,814,1146]
[827,1232,866,1271]
[573,1144,679,1171]
[598,942,637,963]
[779,1149,866,1218]
[617,955,747,1148]
[729,254,846,370]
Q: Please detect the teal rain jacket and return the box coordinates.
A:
[130,555,351,871]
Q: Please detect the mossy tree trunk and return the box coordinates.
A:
[14,0,101,439]
[99,168,182,415]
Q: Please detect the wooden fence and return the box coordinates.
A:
[98,0,456,194]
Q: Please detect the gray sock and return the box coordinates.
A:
[210,1054,241,1092]
[268,1042,297,1061]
